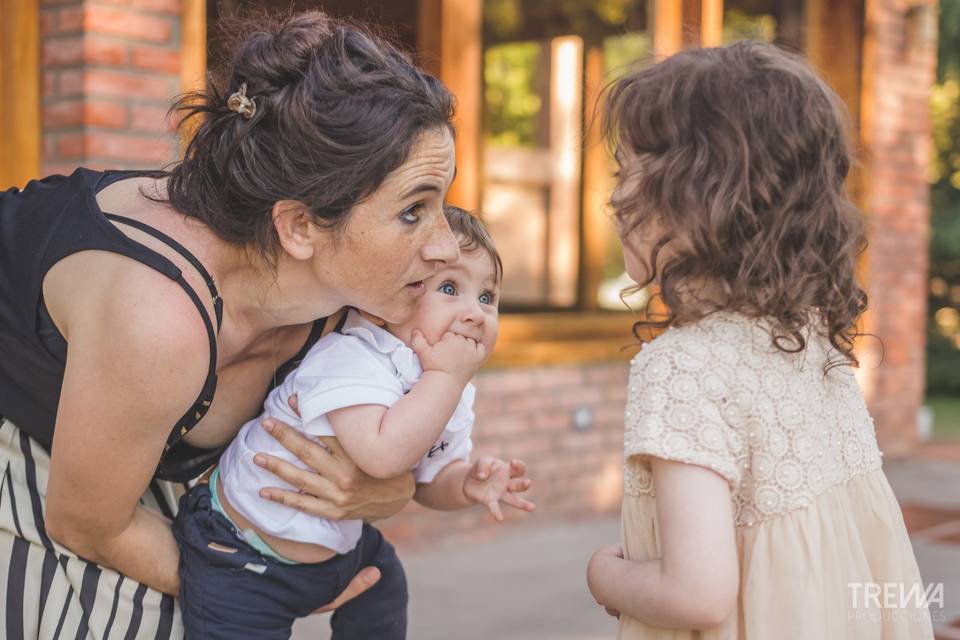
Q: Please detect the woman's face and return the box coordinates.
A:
[320,129,461,324]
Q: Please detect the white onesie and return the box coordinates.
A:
[218,309,475,554]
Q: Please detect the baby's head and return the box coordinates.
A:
[603,40,867,365]
[387,205,502,360]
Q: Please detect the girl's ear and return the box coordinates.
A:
[272,200,327,261]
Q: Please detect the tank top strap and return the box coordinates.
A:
[98,213,220,453]
[102,213,223,332]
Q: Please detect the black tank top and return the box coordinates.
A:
[0,168,327,481]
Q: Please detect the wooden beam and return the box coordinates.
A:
[653,0,683,57]
[0,0,40,188]
[681,0,723,48]
[547,35,583,307]
[700,0,724,47]
[580,45,613,311]
[418,0,482,211]
[682,0,702,47]
[180,0,207,152]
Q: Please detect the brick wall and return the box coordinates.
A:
[379,361,630,550]
[40,0,181,175]
[859,0,938,454]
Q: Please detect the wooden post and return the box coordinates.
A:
[682,0,703,47]
[579,45,614,310]
[418,0,483,211]
[653,0,683,57]
[681,0,723,48]
[547,35,583,307]
[0,0,40,188]
[700,0,724,47]
[180,0,207,152]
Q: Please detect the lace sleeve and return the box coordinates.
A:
[624,334,746,490]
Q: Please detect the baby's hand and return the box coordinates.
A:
[462,456,535,522]
[411,330,486,385]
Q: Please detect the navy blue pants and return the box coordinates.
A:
[174,484,408,640]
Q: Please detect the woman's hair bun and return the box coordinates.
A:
[229,12,334,94]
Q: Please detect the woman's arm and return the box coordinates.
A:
[587,457,739,629]
[45,266,211,596]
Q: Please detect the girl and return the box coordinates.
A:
[587,41,934,639]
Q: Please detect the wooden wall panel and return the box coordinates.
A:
[0,0,40,188]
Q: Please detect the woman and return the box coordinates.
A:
[0,11,459,638]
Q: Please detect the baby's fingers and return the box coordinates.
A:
[486,499,505,522]
[502,492,536,513]
[471,456,500,481]
[508,458,527,477]
[507,477,532,493]
[410,330,430,356]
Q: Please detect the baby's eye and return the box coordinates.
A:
[400,204,423,224]
[439,282,457,296]
[479,292,494,305]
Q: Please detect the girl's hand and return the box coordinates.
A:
[411,330,486,385]
[587,544,625,617]
[462,456,535,522]
[253,395,415,522]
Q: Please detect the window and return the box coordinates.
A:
[480,0,650,312]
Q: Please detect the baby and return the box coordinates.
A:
[174,205,534,639]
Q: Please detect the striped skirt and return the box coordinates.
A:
[0,418,185,639]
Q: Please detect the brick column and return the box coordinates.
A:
[40,0,182,175]
[859,0,938,454]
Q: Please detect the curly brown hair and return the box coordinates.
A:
[603,40,869,370]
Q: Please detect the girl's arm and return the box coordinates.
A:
[327,331,484,480]
[587,457,739,629]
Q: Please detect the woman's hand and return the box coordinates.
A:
[253,395,416,522]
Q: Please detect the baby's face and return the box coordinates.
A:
[387,247,500,360]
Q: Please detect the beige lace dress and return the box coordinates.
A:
[619,312,934,640]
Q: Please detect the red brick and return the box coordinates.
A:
[58,6,84,33]
[56,133,86,158]
[531,367,583,389]
[85,101,129,128]
[43,36,83,66]
[130,0,180,14]
[40,10,58,37]
[43,71,57,99]
[84,38,129,66]
[129,104,174,133]
[44,101,84,128]
[84,132,175,163]
[58,69,84,96]
[82,5,173,43]
[84,69,176,101]
[131,47,181,74]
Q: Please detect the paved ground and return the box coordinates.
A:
[293,449,960,640]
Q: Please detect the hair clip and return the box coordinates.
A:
[227,82,256,119]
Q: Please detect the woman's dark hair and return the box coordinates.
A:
[603,40,869,371]
[443,204,503,283]
[164,11,454,262]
